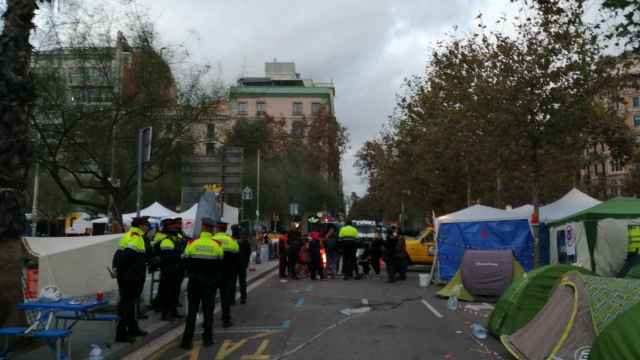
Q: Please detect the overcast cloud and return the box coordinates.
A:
[35,0,519,196]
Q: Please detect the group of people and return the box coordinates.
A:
[277,221,409,283]
[112,216,251,349]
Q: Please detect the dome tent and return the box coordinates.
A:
[435,204,534,282]
[502,272,640,360]
[488,264,594,338]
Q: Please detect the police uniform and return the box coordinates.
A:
[150,220,172,310]
[180,218,223,349]
[115,217,150,342]
[234,226,251,304]
[213,223,238,327]
[158,225,183,320]
[338,223,359,279]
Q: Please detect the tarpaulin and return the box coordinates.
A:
[436,219,534,282]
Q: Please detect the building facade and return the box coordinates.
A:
[582,58,640,198]
[228,61,335,138]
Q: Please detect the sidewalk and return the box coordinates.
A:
[14,258,278,360]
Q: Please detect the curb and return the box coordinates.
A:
[109,262,278,360]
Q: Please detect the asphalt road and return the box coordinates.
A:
[152,269,510,360]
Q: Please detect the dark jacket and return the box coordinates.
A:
[238,238,251,269]
[309,239,321,262]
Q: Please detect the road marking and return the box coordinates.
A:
[189,343,201,360]
[215,332,274,360]
[240,339,270,360]
[216,339,248,360]
[421,299,443,318]
[295,297,304,306]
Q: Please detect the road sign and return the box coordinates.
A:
[242,186,253,200]
[140,127,152,163]
[289,203,299,216]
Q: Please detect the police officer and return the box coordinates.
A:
[150,219,172,311]
[180,218,223,349]
[115,216,150,343]
[338,221,359,280]
[233,225,252,304]
[158,220,183,321]
[287,222,302,280]
[213,221,238,328]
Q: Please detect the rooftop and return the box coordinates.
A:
[229,85,334,97]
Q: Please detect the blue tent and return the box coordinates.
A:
[435,205,534,282]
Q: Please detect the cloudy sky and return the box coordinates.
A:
[33,0,519,196]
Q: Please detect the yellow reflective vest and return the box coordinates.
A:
[339,225,359,240]
[119,226,146,253]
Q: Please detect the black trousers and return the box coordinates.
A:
[288,246,299,278]
[341,241,357,278]
[395,257,407,279]
[384,254,396,282]
[159,266,181,316]
[217,275,232,324]
[116,275,145,336]
[279,252,288,278]
[371,254,381,275]
[237,266,248,301]
[309,259,324,280]
[182,279,216,345]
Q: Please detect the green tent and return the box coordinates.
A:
[547,197,640,276]
[502,272,640,360]
[488,264,593,337]
[590,301,640,360]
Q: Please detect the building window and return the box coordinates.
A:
[311,102,322,115]
[292,102,303,115]
[256,101,265,115]
[237,101,248,115]
[205,142,216,156]
[634,114,640,127]
[206,124,215,141]
[633,96,640,108]
[291,121,305,138]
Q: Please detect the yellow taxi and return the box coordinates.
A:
[405,226,435,265]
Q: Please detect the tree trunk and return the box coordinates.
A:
[496,168,503,209]
[465,162,471,207]
[0,0,39,327]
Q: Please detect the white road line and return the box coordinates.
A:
[421,299,443,319]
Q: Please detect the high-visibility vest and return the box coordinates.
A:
[214,232,239,253]
[152,232,168,246]
[160,237,176,251]
[338,225,358,240]
[184,232,223,259]
[119,227,146,253]
[629,226,640,253]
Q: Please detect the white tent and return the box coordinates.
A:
[539,188,601,223]
[437,204,527,224]
[178,203,240,237]
[508,204,534,218]
[122,202,178,225]
[24,234,121,297]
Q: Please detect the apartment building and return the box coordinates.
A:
[582,57,640,198]
[228,61,335,138]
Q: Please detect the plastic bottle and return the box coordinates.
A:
[447,285,460,311]
[471,323,488,339]
[88,344,104,360]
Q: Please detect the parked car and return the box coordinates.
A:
[405,226,435,265]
